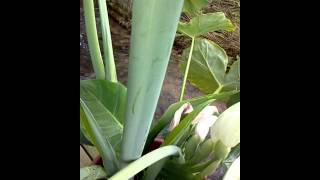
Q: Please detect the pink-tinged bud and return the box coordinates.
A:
[195,115,218,140]
[192,106,219,125]
[168,103,193,131]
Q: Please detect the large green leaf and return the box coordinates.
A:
[80,165,107,180]
[80,101,119,175]
[80,80,127,123]
[182,0,211,13]
[179,38,240,94]
[178,12,235,38]
[80,79,126,152]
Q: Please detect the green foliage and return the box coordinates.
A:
[183,0,211,13]
[80,101,119,175]
[80,80,126,153]
[80,165,107,180]
[178,12,235,38]
[80,0,240,179]
[179,38,240,94]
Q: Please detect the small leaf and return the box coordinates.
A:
[189,139,215,164]
[184,135,201,161]
[195,159,221,180]
[80,165,107,180]
[214,140,231,160]
[223,59,240,91]
[183,0,211,13]
[178,12,235,38]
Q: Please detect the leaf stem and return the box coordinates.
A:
[213,85,223,94]
[179,37,195,101]
[97,0,118,82]
[109,146,182,180]
[83,0,105,80]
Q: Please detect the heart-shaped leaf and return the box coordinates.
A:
[179,38,240,94]
[178,12,235,38]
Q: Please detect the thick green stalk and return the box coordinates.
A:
[120,0,184,162]
[110,146,182,180]
[179,37,195,101]
[97,0,118,82]
[83,0,105,80]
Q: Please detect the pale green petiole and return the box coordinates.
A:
[179,37,195,101]
[110,146,182,180]
[83,0,105,80]
[97,0,118,82]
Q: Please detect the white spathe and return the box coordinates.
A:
[211,102,240,148]
[223,156,240,180]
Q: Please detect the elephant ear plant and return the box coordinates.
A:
[80,0,240,179]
